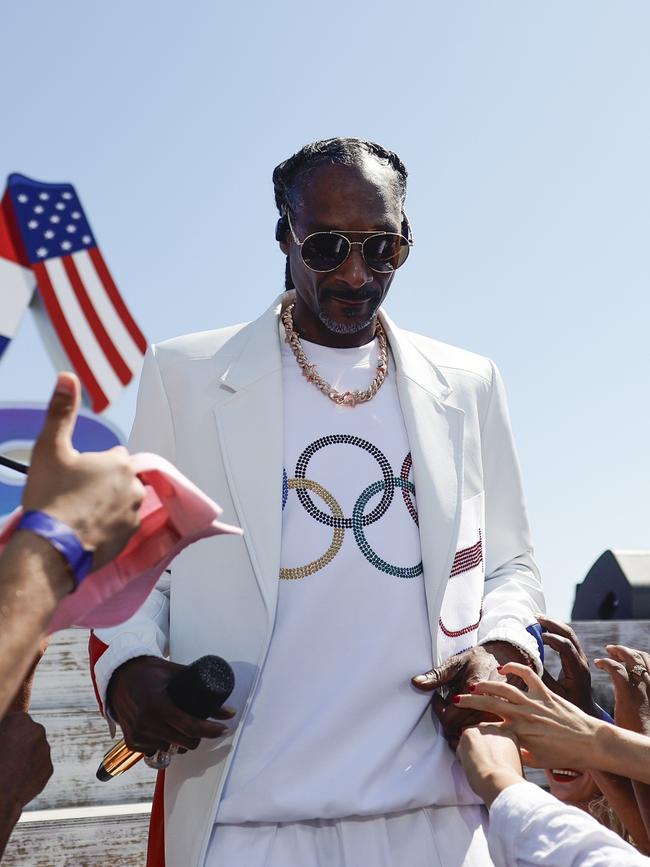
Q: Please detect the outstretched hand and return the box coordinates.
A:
[411,641,528,744]
[537,616,600,716]
[595,645,650,736]
[22,372,145,573]
[453,661,604,769]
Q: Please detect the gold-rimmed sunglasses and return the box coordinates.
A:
[286,211,413,274]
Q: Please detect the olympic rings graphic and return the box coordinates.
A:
[280,478,345,580]
[400,452,418,526]
[295,435,394,529]
[352,478,423,578]
[281,437,421,581]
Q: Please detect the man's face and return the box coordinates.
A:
[281,159,403,346]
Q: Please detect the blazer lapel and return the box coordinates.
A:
[213,297,286,618]
[380,311,465,653]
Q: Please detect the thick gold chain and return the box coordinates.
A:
[281,303,388,407]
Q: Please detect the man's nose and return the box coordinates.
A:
[335,245,373,289]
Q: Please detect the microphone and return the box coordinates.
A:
[96,654,235,782]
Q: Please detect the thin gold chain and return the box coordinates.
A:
[281,303,388,407]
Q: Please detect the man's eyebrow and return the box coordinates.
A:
[303,221,398,233]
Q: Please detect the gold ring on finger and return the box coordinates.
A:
[629,663,648,683]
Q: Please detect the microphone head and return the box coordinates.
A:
[166,655,235,719]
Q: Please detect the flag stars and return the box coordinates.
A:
[34,205,44,214]
[62,192,73,200]
[71,211,81,219]
[61,240,72,251]
[66,224,77,233]
[36,247,48,258]
[82,235,92,244]
[38,192,49,201]
[17,194,28,203]
[55,202,66,211]
[50,215,61,224]
[27,219,39,229]
[44,230,55,239]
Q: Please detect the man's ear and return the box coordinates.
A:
[275,216,289,254]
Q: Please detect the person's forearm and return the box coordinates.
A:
[590,770,650,854]
[631,781,650,844]
[590,724,650,784]
[0,533,72,718]
[473,768,523,808]
[0,802,22,857]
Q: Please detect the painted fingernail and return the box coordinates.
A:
[496,665,505,672]
[468,683,476,692]
[452,695,461,704]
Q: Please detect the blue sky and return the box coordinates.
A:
[0,1,648,619]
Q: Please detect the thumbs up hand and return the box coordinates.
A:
[21,372,145,573]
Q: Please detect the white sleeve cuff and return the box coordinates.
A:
[478,624,543,675]
[93,633,165,736]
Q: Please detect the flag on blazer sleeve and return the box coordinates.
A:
[5,173,147,412]
[0,191,36,360]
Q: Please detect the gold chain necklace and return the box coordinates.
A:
[281,303,388,407]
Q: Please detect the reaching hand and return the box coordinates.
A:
[456,724,524,807]
[22,372,145,572]
[537,616,600,716]
[595,645,650,736]
[453,661,604,770]
[412,641,528,743]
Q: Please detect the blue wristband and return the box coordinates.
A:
[16,510,93,589]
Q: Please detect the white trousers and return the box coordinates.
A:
[206,805,493,867]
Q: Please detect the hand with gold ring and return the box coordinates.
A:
[594,645,650,736]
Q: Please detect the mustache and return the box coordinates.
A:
[321,287,381,303]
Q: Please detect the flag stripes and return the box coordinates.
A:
[88,247,147,355]
[34,260,120,412]
[3,174,147,412]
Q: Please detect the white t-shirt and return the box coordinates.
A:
[217,330,478,823]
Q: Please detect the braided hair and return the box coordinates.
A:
[272,137,408,290]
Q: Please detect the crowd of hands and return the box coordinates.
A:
[453,628,650,853]
[2,373,650,858]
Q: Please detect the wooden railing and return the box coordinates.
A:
[4,620,649,865]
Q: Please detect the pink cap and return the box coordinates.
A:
[0,453,242,632]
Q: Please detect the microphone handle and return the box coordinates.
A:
[96,739,145,782]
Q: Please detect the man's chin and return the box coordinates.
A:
[318,310,376,335]
[317,299,381,336]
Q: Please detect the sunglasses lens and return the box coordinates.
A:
[364,235,410,272]
[301,233,350,271]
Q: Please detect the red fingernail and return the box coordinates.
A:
[496,666,505,672]
[468,683,476,692]
[452,695,461,704]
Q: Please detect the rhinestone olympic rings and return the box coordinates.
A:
[352,478,423,578]
[295,435,394,529]
[280,478,345,580]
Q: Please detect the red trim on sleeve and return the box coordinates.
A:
[88,631,110,716]
[147,770,166,867]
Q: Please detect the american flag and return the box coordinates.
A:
[3,174,147,412]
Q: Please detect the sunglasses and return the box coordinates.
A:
[287,212,413,274]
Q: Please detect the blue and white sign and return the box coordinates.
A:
[0,404,124,517]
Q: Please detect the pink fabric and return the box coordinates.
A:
[0,453,242,632]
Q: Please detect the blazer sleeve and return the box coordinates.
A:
[476,361,546,672]
[90,346,175,725]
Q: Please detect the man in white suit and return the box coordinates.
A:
[90,138,545,867]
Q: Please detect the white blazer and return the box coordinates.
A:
[93,292,545,867]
